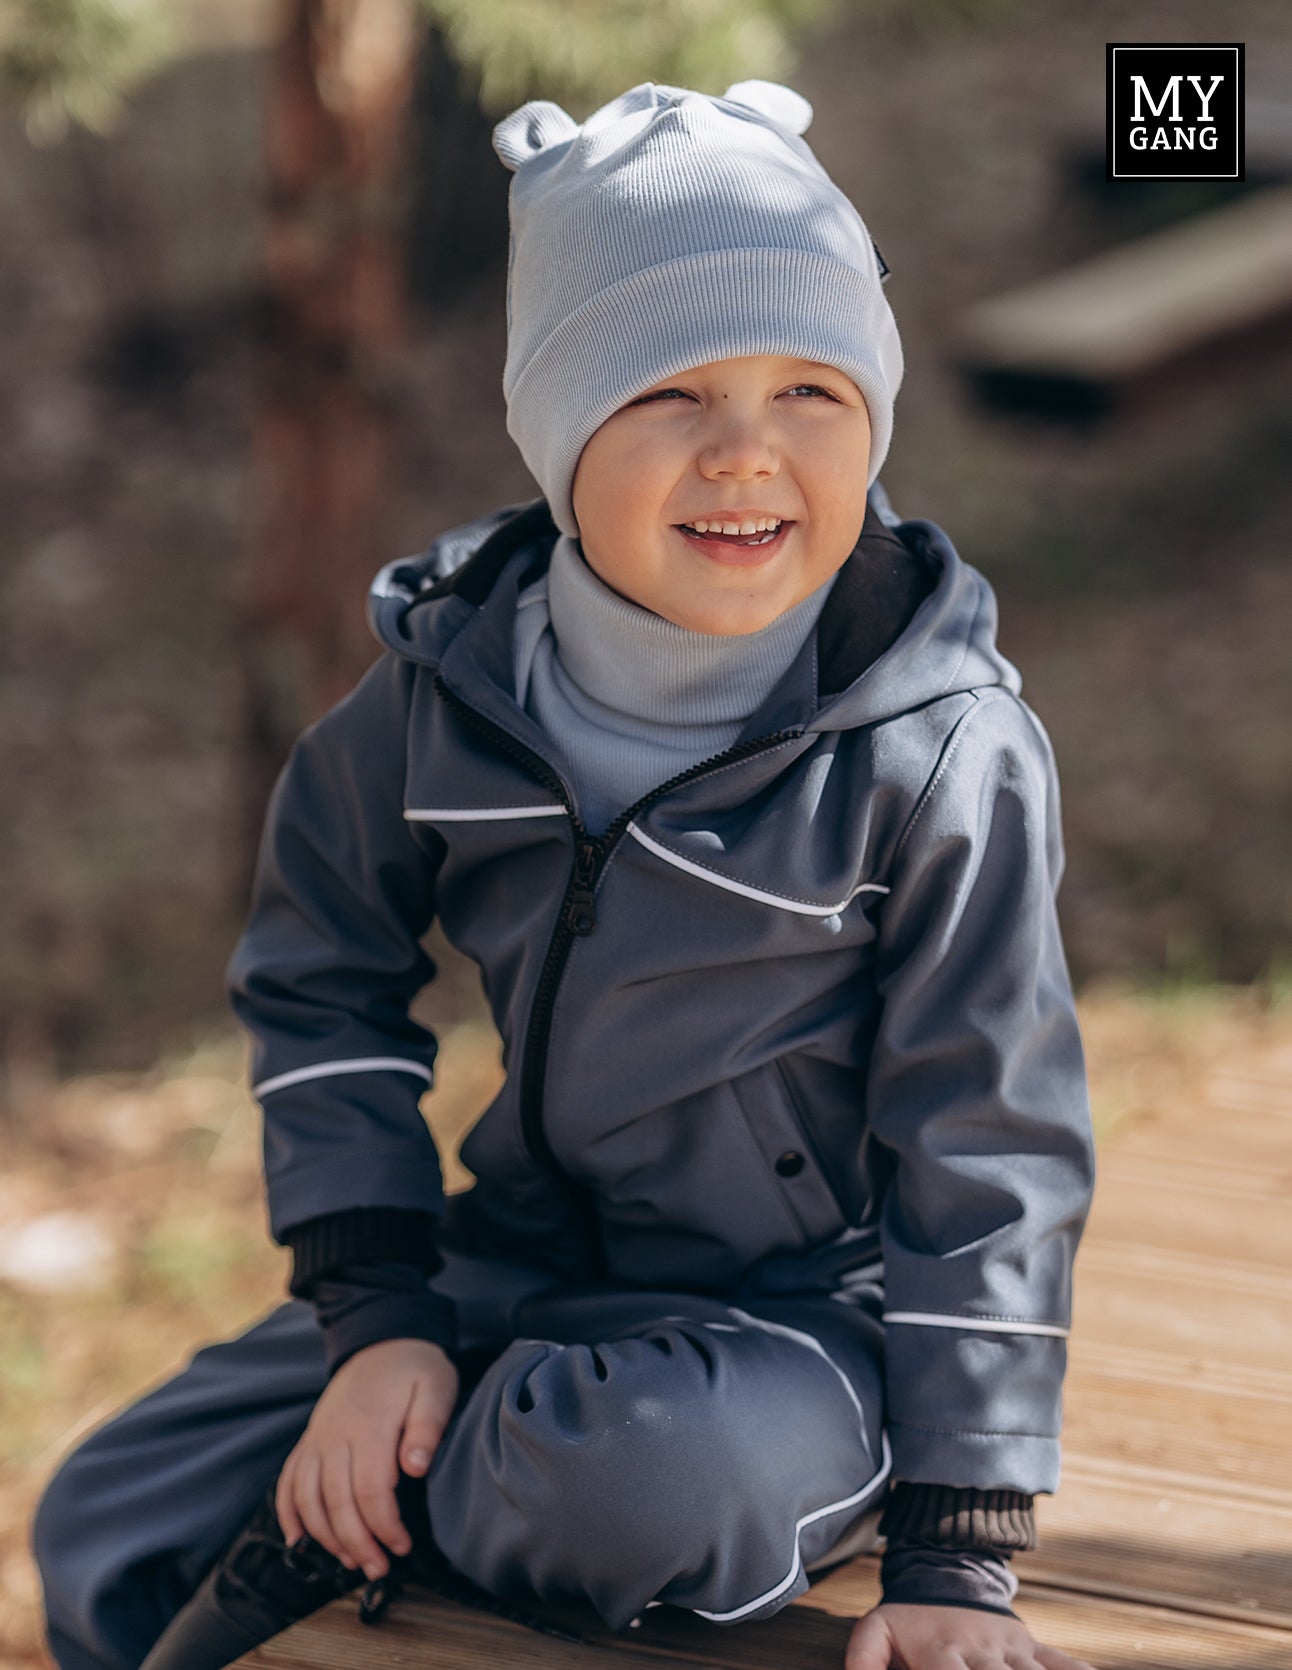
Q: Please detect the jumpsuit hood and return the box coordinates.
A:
[366,492,1023,740]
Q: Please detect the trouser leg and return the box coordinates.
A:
[31,1265,887,1662]
[28,1239,554,1670]
[31,1301,328,1670]
[425,1287,888,1634]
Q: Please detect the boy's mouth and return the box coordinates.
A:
[674,520,794,563]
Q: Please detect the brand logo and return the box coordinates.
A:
[1106,44,1244,181]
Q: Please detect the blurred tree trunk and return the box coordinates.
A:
[233,0,419,892]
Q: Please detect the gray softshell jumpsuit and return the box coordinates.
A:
[33,490,1095,1670]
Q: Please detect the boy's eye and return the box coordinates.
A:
[629,384,836,406]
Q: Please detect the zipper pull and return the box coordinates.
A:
[564,840,599,936]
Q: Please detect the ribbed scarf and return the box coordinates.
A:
[513,533,836,835]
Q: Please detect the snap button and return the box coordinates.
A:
[775,1150,805,1177]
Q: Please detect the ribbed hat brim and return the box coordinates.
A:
[505,246,902,538]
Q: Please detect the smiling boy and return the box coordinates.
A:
[574,353,872,636]
[34,80,1096,1670]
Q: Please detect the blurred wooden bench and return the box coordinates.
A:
[952,183,1292,420]
[235,1036,1292,1669]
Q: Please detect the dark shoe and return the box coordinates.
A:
[138,1462,585,1667]
[138,1478,424,1670]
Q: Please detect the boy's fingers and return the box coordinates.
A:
[288,1449,337,1559]
[399,1376,448,1476]
[275,1448,302,1548]
[297,1449,353,1570]
[320,1445,388,1577]
[844,1612,893,1670]
[350,1440,410,1557]
[1036,1651,1097,1670]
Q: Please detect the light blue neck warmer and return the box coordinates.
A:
[513,532,836,835]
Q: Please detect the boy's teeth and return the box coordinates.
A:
[688,517,782,534]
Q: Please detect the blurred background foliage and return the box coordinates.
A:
[422,0,845,112]
[0,0,175,142]
[1,0,1031,138]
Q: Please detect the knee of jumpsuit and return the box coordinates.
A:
[424,1311,887,1634]
[31,1300,329,1670]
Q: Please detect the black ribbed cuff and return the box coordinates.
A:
[283,1208,444,1297]
[880,1545,1019,1617]
[879,1483,1036,1552]
[317,1291,458,1377]
[306,1260,459,1377]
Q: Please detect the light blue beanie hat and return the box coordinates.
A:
[491,78,902,539]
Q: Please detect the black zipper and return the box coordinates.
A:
[432,669,802,1198]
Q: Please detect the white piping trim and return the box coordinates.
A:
[404,805,566,822]
[625,822,889,917]
[720,1307,867,1420]
[883,1310,1069,1339]
[693,1431,893,1621]
[253,1057,435,1098]
[687,1305,893,1623]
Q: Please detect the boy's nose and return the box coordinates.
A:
[696,416,779,480]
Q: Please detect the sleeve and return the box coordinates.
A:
[866,690,1096,1497]
[226,651,453,1251]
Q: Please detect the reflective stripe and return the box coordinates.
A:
[253,1057,435,1098]
[626,822,889,917]
[688,1306,892,1623]
[404,805,566,821]
[884,1310,1069,1339]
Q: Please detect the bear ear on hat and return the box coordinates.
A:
[721,79,813,136]
[492,100,580,171]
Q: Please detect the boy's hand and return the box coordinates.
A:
[846,1604,1097,1670]
[276,1337,459,1581]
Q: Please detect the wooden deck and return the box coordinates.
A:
[236,1033,1292,1670]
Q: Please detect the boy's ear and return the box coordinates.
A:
[492,100,581,171]
[721,79,813,136]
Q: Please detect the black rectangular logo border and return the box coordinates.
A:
[1106,43,1245,183]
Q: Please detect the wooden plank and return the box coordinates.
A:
[956,186,1292,376]
[1062,1342,1292,1492]
[951,185,1292,417]
[1019,1456,1292,1627]
[1085,1152,1292,1268]
[1102,1107,1292,1173]
[1206,1068,1292,1117]
[1073,1242,1292,1367]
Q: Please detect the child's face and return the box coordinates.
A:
[570,353,871,635]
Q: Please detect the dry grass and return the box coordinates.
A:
[2,983,1288,1667]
